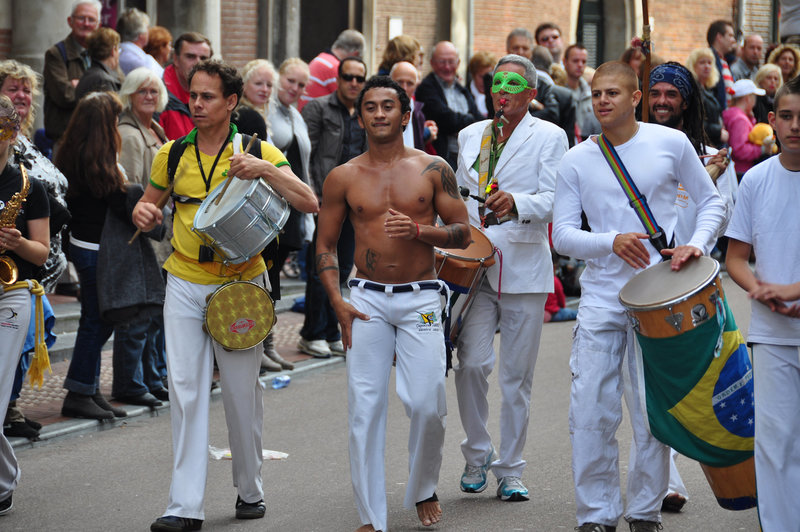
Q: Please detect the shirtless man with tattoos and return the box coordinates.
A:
[315,75,469,532]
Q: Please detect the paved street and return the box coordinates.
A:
[3,275,760,531]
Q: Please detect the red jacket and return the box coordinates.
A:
[160,65,195,140]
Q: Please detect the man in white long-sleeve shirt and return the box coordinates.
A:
[552,61,726,532]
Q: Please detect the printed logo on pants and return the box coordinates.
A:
[0,306,20,330]
[416,310,442,333]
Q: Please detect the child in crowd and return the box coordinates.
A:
[722,79,775,178]
[725,75,800,532]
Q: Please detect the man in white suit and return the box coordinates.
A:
[454,54,568,502]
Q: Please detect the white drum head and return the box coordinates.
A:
[619,256,720,309]
[194,178,253,229]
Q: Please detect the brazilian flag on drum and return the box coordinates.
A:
[635,299,754,468]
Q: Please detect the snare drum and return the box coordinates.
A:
[203,280,276,350]
[435,225,495,344]
[619,256,756,511]
[193,178,290,264]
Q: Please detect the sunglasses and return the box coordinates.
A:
[341,73,366,83]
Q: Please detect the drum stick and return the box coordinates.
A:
[128,183,173,245]
[214,133,258,206]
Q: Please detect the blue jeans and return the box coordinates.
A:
[64,244,113,395]
[151,312,167,380]
[112,315,164,397]
[300,218,354,342]
[551,307,578,322]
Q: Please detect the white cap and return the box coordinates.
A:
[731,78,766,98]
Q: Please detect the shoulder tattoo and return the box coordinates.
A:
[423,160,460,199]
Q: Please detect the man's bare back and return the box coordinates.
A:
[323,147,467,284]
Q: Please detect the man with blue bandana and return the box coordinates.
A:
[454,54,567,502]
[646,61,738,514]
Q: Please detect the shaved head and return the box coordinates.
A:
[592,61,639,93]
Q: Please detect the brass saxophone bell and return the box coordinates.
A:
[0,255,18,286]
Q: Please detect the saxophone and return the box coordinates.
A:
[0,152,30,286]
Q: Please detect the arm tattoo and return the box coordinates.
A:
[316,252,339,274]
[443,224,468,248]
[424,160,460,199]
[365,248,380,273]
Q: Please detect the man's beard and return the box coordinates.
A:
[649,109,683,129]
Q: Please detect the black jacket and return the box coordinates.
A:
[415,73,482,165]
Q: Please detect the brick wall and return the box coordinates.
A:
[742,0,775,42]
[472,0,572,62]
[0,29,10,60]
[373,1,440,76]
[648,0,736,64]
[220,0,259,68]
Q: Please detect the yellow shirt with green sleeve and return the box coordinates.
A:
[149,125,290,285]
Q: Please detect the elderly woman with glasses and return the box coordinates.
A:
[114,67,170,404]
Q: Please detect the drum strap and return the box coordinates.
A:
[173,250,260,278]
[597,133,672,253]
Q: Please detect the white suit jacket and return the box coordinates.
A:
[456,113,568,294]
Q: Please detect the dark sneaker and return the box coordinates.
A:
[575,524,617,532]
[628,520,662,532]
[235,495,266,519]
[0,494,12,516]
[150,515,203,531]
[3,421,39,440]
[661,492,687,513]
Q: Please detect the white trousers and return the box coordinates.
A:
[162,273,265,520]
[0,288,29,502]
[752,343,800,532]
[623,361,688,500]
[570,306,669,526]
[454,284,546,479]
[347,281,448,532]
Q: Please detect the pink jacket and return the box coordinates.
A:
[722,105,760,174]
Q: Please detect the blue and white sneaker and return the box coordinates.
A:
[459,446,497,493]
[496,476,529,502]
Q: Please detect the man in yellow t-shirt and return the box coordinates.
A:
[133,60,318,532]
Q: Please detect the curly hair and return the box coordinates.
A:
[189,60,243,105]
[56,92,125,199]
[356,75,411,120]
[0,60,40,137]
[767,44,800,82]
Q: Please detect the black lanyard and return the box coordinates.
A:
[194,138,229,193]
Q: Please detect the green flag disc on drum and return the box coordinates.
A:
[635,298,754,469]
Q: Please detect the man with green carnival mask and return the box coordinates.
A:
[453,54,569,503]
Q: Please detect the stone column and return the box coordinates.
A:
[10,0,75,131]
[157,0,221,59]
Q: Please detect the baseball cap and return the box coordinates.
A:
[730,79,766,98]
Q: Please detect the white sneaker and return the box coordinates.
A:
[328,340,345,355]
[297,338,332,358]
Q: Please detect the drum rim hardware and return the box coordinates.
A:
[618,257,720,311]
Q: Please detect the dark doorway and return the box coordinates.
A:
[300,0,361,62]
[577,0,604,68]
